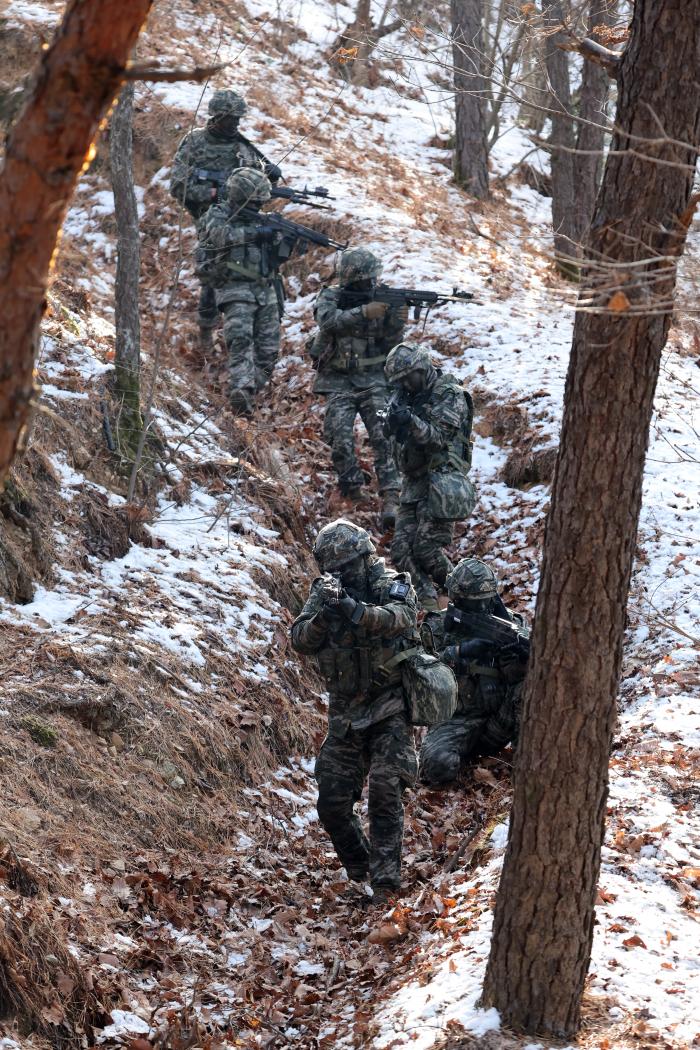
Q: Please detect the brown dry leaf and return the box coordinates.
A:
[622,934,647,949]
[367,923,405,945]
[409,22,425,38]
[680,866,700,882]
[473,766,498,787]
[608,290,631,312]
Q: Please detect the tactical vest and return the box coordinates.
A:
[316,563,417,701]
[178,130,263,220]
[311,287,390,374]
[196,208,275,288]
[443,607,529,717]
[396,373,474,480]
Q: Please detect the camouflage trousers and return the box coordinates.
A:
[220,285,280,412]
[419,687,521,785]
[314,712,417,890]
[322,386,400,495]
[198,283,219,331]
[391,499,454,609]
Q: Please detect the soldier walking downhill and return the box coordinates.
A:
[383,343,476,613]
[310,248,406,531]
[419,558,530,786]
[199,168,283,415]
[169,88,281,351]
[290,520,418,904]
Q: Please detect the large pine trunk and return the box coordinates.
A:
[482,0,700,1039]
[0,0,154,481]
[451,0,489,199]
[110,81,143,462]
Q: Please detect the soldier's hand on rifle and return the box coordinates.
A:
[337,593,365,624]
[316,601,342,627]
[264,162,282,183]
[396,304,409,325]
[255,225,278,243]
[362,301,389,320]
[389,403,412,430]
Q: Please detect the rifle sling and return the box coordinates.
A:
[225,260,274,284]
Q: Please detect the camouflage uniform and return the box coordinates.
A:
[311,249,403,526]
[169,90,280,339]
[200,169,281,414]
[384,344,476,612]
[419,559,530,786]
[290,520,418,893]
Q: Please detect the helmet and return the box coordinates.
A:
[447,558,499,602]
[338,247,382,286]
[313,519,375,572]
[384,342,433,384]
[226,167,271,206]
[208,89,247,117]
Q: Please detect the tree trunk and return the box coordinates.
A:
[110,80,143,462]
[573,0,615,242]
[451,0,489,198]
[518,15,547,134]
[0,0,154,483]
[482,0,700,1040]
[544,1,578,275]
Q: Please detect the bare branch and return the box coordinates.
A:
[124,61,224,82]
[557,34,622,77]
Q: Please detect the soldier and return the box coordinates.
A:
[199,168,283,415]
[290,519,418,904]
[169,88,281,350]
[383,343,476,613]
[310,248,405,531]
[419,558,530,786]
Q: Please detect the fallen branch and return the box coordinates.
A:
[557,35,623,77]
[124,61,224,82]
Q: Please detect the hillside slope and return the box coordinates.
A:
[1,1,699,1048]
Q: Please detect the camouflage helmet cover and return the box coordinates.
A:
[313,518,376,571]
[226,166,272,205]
[208,89,247,117]
[384,342,433,384]
[338,247,382,286]
[447,557,499,602]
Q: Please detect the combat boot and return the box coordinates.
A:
[371,884,396,907]
[379,490,400,531]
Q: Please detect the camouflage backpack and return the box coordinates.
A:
[381,645,457,726]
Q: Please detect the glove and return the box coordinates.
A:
[396,304,409,324]
[264,162,282,183]
[316,601,342,627]
[458,638,494,663]
[389,404,413,430]
[254,225,277,243]
[337,594,366,624]
[362,301,389,320]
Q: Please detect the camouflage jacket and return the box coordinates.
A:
[291,557,418,735]
[391,371,472,503]
[311,286,406,393]
[200,203,278,303]
[427,604,529,728]
[169,126,270,222]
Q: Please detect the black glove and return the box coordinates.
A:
[264,162,282,183]
[337,593,365,624]
[316,600,341,627]
[390,404,412,429]
[458,638,494,663]
[255,225,278,243]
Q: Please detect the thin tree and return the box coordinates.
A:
[110,80,143,461]
[543,0,577,274]
[482,0,700,1039]
[451,0,489,198]
[0,0,154,482]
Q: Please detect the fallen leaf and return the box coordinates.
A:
[622,934,647,949]
[367,923,405,945]
[608,290,631,312]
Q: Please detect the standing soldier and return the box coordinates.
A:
[169,89,281,351]
[290,519,418,904]
[310,248,405,531]
[383,343,476,613]
[199,168,283,416]
[419,558,530,786]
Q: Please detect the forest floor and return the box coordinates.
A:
[0,1,699,1049]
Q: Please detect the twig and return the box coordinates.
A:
[557,34,622,77]
[124,61,224,82]
[444,820,482,873]
[466,211,505,251]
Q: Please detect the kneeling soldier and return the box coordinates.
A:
[419,557,530,786]
[290,519,418,904]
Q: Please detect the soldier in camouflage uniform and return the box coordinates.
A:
[200,168,283,415]
[310,248,405,531]
[290,520,418,903]
[383,344,476,613]
[169,89,281,350]
[419,558,530,786]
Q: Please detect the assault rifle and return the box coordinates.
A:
[240,208,348,264]
[194,168,334,209]
[339,284,475,321]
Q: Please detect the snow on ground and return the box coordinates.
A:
[2,0,699,1046]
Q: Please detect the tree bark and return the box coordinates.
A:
[482,0,700,1040]
[543,0,578,275]
[451,0,489,199]
[518,14,547,134]
[0,0,154,482]
[573,0,616,243]
[110,80,143,462]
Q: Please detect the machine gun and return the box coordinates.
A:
[339,284,475,321]
[194,169,334,209]
[241,208,348,265]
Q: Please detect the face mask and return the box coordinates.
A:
[400,369,426,394]
[210,115,240,138]
[339,555,367,593]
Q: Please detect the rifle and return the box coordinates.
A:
[380,388,412,443]
[194,169,334,209]
[240,208,348,264]
[339,284,476,321]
